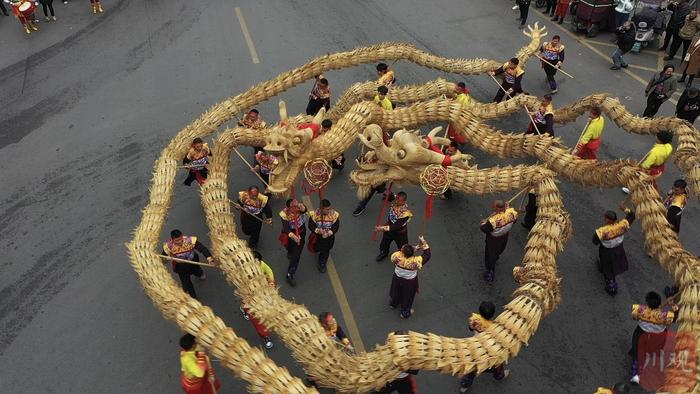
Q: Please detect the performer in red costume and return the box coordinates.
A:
[179,334,221,394]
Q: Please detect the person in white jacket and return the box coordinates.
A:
[615,0,635,29]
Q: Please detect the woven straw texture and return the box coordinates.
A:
[127,25,700,393]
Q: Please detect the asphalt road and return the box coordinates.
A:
[1,0,698,393]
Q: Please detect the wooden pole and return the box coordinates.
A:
[507,185,530,205]
[533,54,575,79]
[232,145,271,188]
[157,254,217,268]
[488,74,542,135]
[572,119,592,154]
[229,200,273,227]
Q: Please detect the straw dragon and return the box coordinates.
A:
[127,23,700,393]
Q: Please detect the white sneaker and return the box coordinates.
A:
[263,337,273,349]
[621,187,630,194]
[239,306,250,320]
[630,374,640,384]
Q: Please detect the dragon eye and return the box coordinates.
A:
[397,149,406,159]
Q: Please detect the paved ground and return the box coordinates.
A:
[1,0,698,393]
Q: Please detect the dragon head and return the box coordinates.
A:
[350,124,473,199]
[263,101,326,194]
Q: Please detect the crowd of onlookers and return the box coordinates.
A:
[0,0,103,34]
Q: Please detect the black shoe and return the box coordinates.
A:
[318,263,326,273]
[352,206,366,216]
[610,65,621,70]
[621,64,628,68]
[286,273,296,287]
[679,77,686,83]
[376,251,388,261]
[183,181,192,186]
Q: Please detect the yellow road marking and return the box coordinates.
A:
[235,7,260,64]
[301,195,366,353]
[530,9,677,104]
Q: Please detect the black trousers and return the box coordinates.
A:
[355,183,387,211]
[677,111,700,124]
[174,262,204,298]
[316,235,335,268]
[485,234,509,271]
[545,0,556,14]
[0,1,9,14]
[523,193,537,230]
[305,98,330,115]
[183,168,208,186]
[661,28,679,50]
[241,213,263,248]
[286,232,305,275]
[643,94,666,118]
[519,3,530,24]
[544,63,558,90]
[669,37,691,59]
[493,82,520,102]
[380,229,408,254]
[41,0,54,17]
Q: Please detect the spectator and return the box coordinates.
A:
[614,0,634,29]
[552,0,570,25]
[0,0,9,16]
[679,32,700,85]
[516,0,531,29]
[659,0,691,53]
[544,0,555,18]
[676,87,700,123]
[668,10,700,61]
[611,21,636,70]
[643,65,677,118]
[39,0,55,21]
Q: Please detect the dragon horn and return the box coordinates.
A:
[279,100,289,121]
[312,106,326,125]
[427,126,444,139]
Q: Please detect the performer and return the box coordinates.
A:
[237,185,272,249]
[9,0,39,34]
[183,138,211,187]
[375,191,413,261]
[306,75,331,115]
[253,149,278,187]
[593,206,635,295]
[594,383,630,394]
[479,200,518,283]
[389,236,430,318]
[279,199,307,287]
[573,107,605,160]
[446,82,472,147]
[318,119,345,171]
[372,331,419,394]
[489,58,525,103]
[376,63,396,86]
[459,301,509,392]
[239,251,274,349]
[352,182,391,216]
[163,229,215,299]
[308,199,340,273]
[89,0,103,13]
[629,291,677,384]
[526,94,554,135]
[623,131,674,193]
[664,179,688,233]
[238,109,267,156]
[439,142,459,200]
[521,187,537,230]
[179,334,221,394]
[374,85,394,110]
[305,312,354,388]
[539,35,565,94]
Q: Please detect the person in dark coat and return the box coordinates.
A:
[516,0,531,29]
[611,21,636,70]
[676,87,700,123]
[643,65,677,118]
[592,207,635,296]
[660,0,692,53]
[521,188,537,231]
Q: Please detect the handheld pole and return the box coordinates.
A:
[488,74,542,135]
[534,54,575,79]
[157,254,216,268]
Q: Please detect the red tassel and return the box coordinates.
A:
[425,195,434,220]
